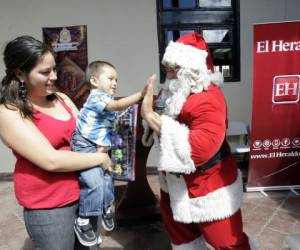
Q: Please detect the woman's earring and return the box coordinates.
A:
[18,81,27,99]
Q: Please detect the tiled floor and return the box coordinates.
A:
[1,172,300,250]
[241,190,300,249]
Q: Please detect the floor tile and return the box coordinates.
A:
[267,210,298,234]
[256,228,287,250]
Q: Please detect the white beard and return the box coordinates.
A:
[143,67,223,147]
[156,67,216,119]
[156,77,192,119]
[142,77,191,147]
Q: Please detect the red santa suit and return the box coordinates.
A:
[144,33,255,250]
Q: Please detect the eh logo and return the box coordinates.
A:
[272,75,300,103]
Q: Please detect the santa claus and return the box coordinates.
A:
[141,32,255,250]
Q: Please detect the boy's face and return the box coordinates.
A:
[93,66,117,96]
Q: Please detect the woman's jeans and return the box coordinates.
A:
[24,202,101,250]
[71,131,114,217]
[24,202,77,250]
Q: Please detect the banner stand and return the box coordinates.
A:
[246,185,300,194]
[247,21,300,191]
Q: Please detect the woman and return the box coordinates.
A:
[0,36,110,249]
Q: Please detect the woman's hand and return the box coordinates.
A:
[101,153,112,172]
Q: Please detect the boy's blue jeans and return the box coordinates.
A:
[71,131,114,217]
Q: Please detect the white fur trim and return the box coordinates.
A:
[162,41,224,92]
[162,41,208,72]
[159,115,196,174]
[142,119,154,147]
[161,79,190,118]
[171,237,207,250]
[160,170,243,223]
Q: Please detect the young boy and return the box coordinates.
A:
[71,61,152,246]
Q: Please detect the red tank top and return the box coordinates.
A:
[13,101,80,209]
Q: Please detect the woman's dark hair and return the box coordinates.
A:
[0,35,57,119]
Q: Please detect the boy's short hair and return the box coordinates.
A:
[85,61,115,86]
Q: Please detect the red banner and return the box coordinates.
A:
[247,21,300,191]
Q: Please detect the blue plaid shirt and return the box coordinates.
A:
[76,89,116,146]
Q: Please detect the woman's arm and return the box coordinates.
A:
[0,105,111,172]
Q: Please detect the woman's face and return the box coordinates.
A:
[24,52,57,99]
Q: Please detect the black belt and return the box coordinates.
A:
[170,141,230,177]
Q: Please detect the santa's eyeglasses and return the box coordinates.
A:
[162,65,180,73]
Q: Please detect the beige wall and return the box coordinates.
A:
[1,0,300,172]
[0,142,15,172]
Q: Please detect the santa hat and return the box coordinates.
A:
[162,32,223,87]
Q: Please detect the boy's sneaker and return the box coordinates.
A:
[74,218,97,247]
[101,206,115,231]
